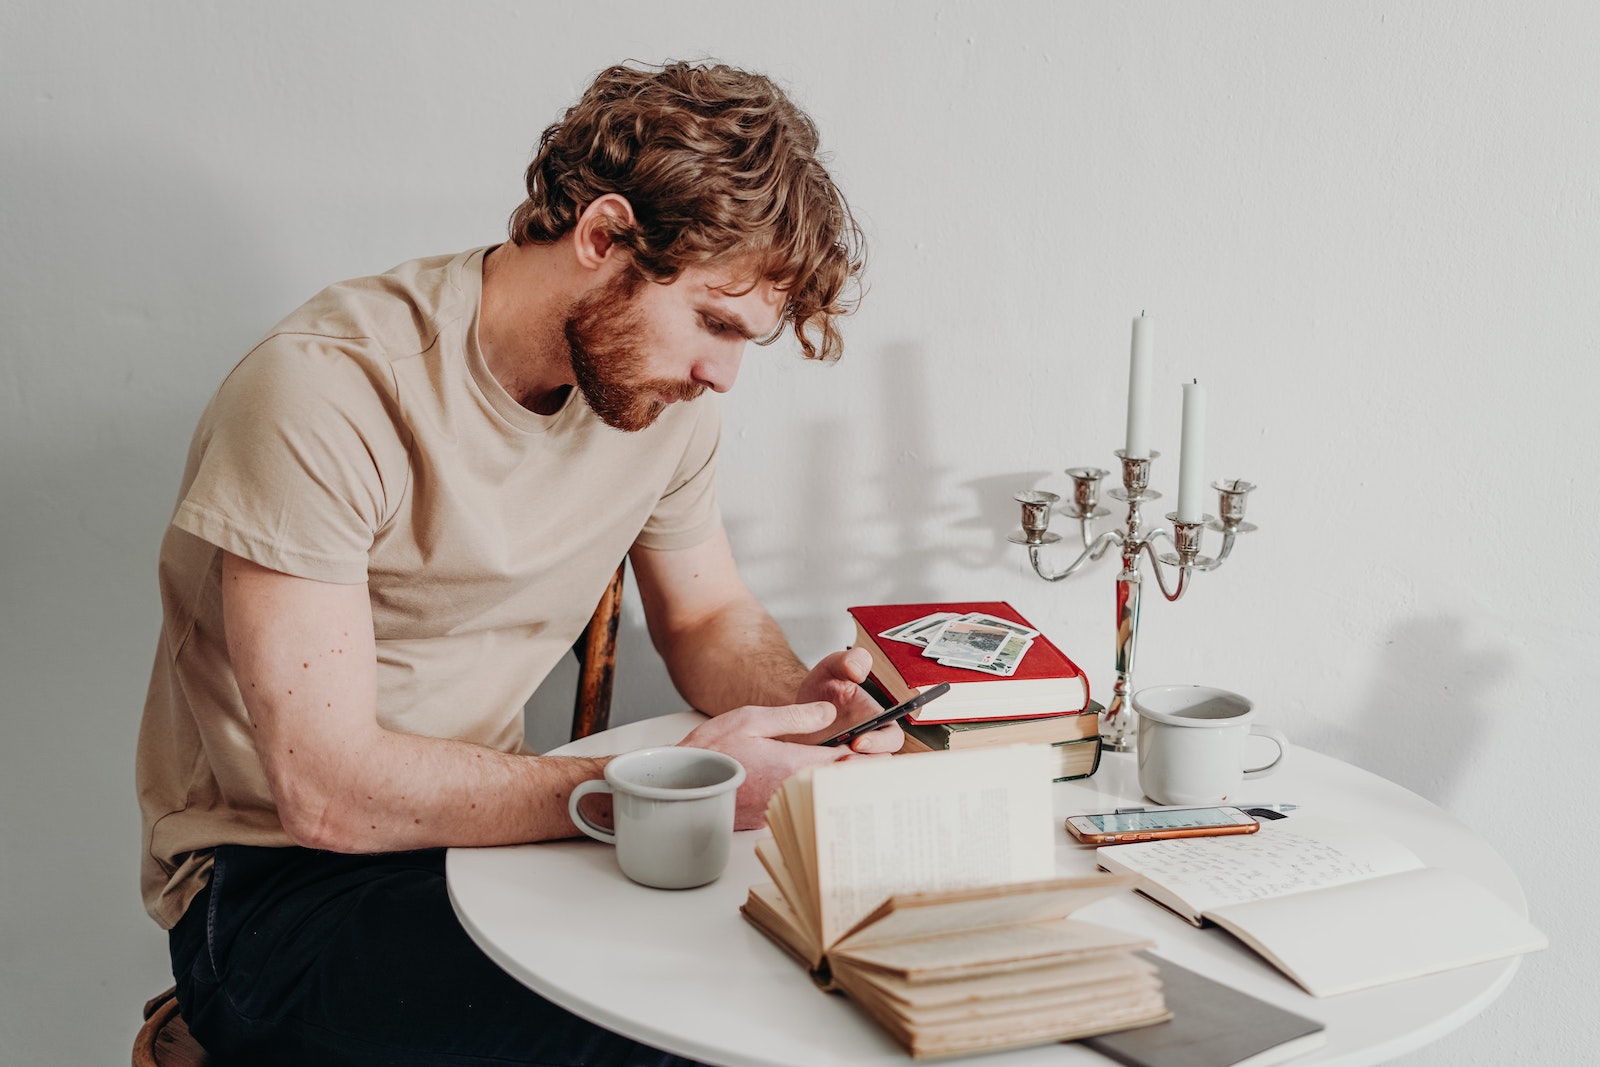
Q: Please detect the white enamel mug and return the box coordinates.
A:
[568,747,746,889]
[1133,685,1288,806]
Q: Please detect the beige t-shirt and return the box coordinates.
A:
[136,248,721,928]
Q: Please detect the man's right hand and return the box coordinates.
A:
[678,701,887,829]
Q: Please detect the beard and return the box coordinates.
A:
[564,270,704,432]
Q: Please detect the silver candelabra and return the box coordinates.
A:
[1009,454,1258,752]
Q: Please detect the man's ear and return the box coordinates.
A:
[571,194,636,271]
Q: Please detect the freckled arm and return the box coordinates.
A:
[220,551,606,853]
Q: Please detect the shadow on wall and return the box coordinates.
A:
[950,469,1058,574]
[854,340,952,601]
[726,338,967,655]
[1309,613,1514,811]
[529,338,982,733]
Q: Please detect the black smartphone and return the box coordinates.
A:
[819,682,952,747]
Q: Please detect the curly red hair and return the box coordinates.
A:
[508,61,865,362]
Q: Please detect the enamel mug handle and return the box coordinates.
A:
[1243,725,1288,779]
[568,779,616,843]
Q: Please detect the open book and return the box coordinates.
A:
[740,745,1168,1058]
[1096,815,1547,997]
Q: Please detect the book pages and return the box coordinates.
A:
[1096,816,1546,996]
[1097,816,1424,921]
[837,875,1137,950]
[809,746,1055,946]
[1207,865,1548,996]
[848,952,1157,1009]
[754,838,822,964]
[741,883,817,971]
[875,973,1159,1027]
[740,742,1169,1057]
[833,917,1151,981]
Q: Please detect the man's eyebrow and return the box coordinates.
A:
[700,304,764,341]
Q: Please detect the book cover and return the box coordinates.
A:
[847,602,1090,723]
[901,727,1103,782]
[902,700,1104,748]
[1082,953,1326,1067]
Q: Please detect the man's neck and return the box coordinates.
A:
[479,240,578,413]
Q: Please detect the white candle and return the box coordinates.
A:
[1177,379,1207,521]
[1125,314,1153,458]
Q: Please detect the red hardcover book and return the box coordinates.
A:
[846,602,1091,724]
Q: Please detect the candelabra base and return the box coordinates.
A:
[1102,669,1139,754]
[1101,731,1136,754]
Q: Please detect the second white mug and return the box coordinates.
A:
[1133,684,1287,806]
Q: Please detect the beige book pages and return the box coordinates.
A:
[866,971,1161,1027]
[762,768,823,928]
[852,982,1168,1060]
[909,991,1169,1058]
[740,883,820,971]
[786,769,823,930]
[840,951,1158,1009]
[809,745,1056,946]
[835,874,1139,950]
[832,916,1152,982]
[754,838,822,957]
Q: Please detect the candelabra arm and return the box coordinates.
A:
[1199,527,1237,570]
[1077,515,1095,550]
[1028,530,1122,582]
[1138,536,1190,602]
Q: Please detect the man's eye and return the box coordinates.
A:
[701,315,730,335]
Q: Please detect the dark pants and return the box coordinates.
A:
[169,845,706,1066]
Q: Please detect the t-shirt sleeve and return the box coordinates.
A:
[171,336,409,584]
[633,394,722,551]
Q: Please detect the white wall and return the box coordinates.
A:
[3,2,1593,1063]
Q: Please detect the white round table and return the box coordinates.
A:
[448,713,1528,1067]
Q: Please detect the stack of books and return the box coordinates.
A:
[740,745,1169,1059]
[847,602,1102,781]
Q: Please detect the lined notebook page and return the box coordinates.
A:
[1097,817,1423,917]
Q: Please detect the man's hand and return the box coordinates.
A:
[632,534,903,755]
[680,701,884,829]
[788,647,904,753]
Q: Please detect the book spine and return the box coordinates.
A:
[1052,738,1103,782]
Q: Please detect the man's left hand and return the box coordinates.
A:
[787,647,903,753]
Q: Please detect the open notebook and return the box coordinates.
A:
[1096,815,1546,996]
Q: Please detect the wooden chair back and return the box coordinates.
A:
[570,560,626,741]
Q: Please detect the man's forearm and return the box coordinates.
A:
[270,727,609,854]
[655,594,809,715]
[223,551,615,854]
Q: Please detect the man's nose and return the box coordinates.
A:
[693,342,745,394]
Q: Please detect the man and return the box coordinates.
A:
[136,61,898,1066]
